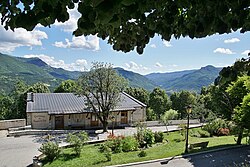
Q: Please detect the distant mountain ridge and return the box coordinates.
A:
[145,65,222,92]
[0,53,222,93]
[0,53,156,92]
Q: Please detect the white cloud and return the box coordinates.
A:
[241,50,250,55]
[224,38,240,44]
[53,35,100,51]
[169,64,178,67]
[125,61,139,70]
[0,26,48,53]
[155,62,163,68]
[163,40,172,47]
[54,6,80,32]
[23,54,88,71]
[150,44,156,48]
[213,48,235,54]
[125,61,148,71]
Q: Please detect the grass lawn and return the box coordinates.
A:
[43,129,247,167]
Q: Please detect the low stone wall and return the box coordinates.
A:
[0,119,26,130]
[144,119,200,127]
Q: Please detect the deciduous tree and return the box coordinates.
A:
[125,87,149,105]
[54,80,77,93]
[77,62,128,132]
[149,87,171,119]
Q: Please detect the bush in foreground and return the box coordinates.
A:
[39,141,61,161]
[66,131,89,156]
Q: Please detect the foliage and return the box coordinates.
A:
[42,129,244,167]
[122,136,139,152]
[138,150,147,157]
[134,123,155,148]
[66,132,89,156]
[104,147,112,161]
[99,144,112,161]
[2,1,250,54]
[191,94,215,122]
[0,92,14,119]
[161,109,178,125]
[28,82,50,93]
[149,87,171,119]
[234,94,250,130]
[190,129,210,138]
[143,129,155,147]
[54,80,78,93]
[203,118,231,136]
[39,141,61,161]
[100,135,138,154]
[226,76,250,109]
[146,108,156,121]
[178,124,187,140]
[104,135,125,153]
[170,90,196,119]
[154,131,164,143]
[77,62,128,132]
[125,87,149,105]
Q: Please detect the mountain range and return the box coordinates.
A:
[0,53,222,93]
[145,65,222,93]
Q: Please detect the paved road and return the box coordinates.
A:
[0,124,202,167]
[127,146,250,167]
[0,135,41,167]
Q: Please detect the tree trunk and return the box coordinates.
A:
[236,127,244,145]
[102,120,108,133]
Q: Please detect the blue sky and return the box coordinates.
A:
[0,7,249,75]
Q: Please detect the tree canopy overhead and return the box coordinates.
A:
[1,0,250,54]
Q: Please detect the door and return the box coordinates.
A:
[90,114,99,127]
[55,116,64,129]
[121,111,128,124]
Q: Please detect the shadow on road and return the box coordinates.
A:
[181,145,250,167]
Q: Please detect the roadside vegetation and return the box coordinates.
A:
[41,126,247,167]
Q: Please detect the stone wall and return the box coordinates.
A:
[144,119,200,127]
[0,119,26,130]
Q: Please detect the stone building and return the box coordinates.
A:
[26,92,146,129]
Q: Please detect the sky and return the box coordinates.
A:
[0,7,250,75]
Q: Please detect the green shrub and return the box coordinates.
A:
[198,129,210,138]
[154,131,164,143]
[112,137,124,153]
[104,147,112,161]
[66,132,89,156]
[39,141,61,161]
[203,118,230,136]
[122,136,139,152]
[99,144,110,153]
[103,136,124,153]
[138,150,147,157]
[144,129,155,147]
[190,129,201,138]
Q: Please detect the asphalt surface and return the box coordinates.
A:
[0,135,41,167]
[127,146,250,167]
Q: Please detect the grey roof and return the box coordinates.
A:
[26,92,146,115]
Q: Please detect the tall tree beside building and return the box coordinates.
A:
[77,62,128,132]
[54,80,78,93]
[149,87,171,119]
[170,90,196,119]
[125,87,149,106]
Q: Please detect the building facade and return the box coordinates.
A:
[26,92,146,129]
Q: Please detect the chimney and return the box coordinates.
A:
[27,92,34,102]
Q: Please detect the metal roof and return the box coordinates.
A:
[26,92,146,115]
